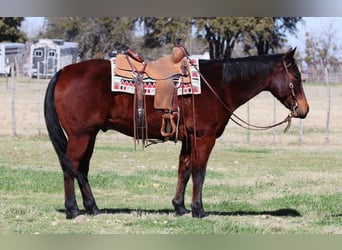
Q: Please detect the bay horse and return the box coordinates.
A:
[44,47,309,219]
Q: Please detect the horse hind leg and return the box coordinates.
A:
[63,167,81,219]
[66,134,100,218]
[76,133,100,216]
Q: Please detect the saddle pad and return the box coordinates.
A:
[111,57,201,96]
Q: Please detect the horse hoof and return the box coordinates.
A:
[175,207,190,216]
[191,206,208,218]
[172,200,190,216]
[66,209,81,219]
[196,213,208,218]
[86,207,101,216]
[93,209,101,216]
[192,211,208,218]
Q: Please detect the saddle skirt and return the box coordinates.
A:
[111,48,201,109]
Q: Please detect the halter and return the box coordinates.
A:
[283,61,299,115]
[188,56,296,133]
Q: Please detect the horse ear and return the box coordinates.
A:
[285,47,296,61]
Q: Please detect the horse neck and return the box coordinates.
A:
[225,76,270,112]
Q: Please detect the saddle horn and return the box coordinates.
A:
[173,38,190,57]
[125,49,144,63]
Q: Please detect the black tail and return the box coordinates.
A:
[44,70,79,178]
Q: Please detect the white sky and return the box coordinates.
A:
[286,17,342,56]
[20,17,46,38]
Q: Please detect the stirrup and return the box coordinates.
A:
[160,113,176,137]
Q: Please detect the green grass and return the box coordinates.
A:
[0,166,62,193]
[1,135,342,234]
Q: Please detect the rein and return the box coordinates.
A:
[187,56,294,133]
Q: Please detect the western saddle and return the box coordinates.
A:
[113,42,192,147]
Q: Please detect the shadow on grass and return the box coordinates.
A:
[331,213,342,217]
[56,207,301,217]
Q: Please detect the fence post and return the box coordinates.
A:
[272,97,277,143]
[299,119,303,145]
[10,63,17,137]
[37,62,42,135]
[324,66,331,144]
[246,101,250,143]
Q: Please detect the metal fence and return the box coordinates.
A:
[1,72,341,147]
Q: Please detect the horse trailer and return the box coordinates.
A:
[30,39,78,78]
[0,42,26,76]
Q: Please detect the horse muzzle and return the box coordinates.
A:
[292,101,309,119]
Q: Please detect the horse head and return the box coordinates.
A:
[269,48,309,119]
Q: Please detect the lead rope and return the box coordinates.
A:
[187,56,293,133]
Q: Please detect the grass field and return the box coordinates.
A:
[0,77,342,234]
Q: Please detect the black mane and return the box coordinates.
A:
[223,53,286,83]
[200,53,286,84]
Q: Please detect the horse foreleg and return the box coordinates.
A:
[172,139,192,216]
[190,135,216,218]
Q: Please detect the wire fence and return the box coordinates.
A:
[1,72,342,147]
[0,74,45,136]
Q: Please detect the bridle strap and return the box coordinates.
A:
[283,61,299,113]
[187,55,294,133]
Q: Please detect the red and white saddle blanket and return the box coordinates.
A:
[110,57,201,96]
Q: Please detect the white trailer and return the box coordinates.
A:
[0,42,25,76]
[30,39,78,78]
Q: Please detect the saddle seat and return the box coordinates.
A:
[114,46,191,110]
[115,46,190,81]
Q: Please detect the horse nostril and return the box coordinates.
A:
[295,105,309,119]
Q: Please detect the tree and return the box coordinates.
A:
[41,17,303,60]
[42,17,136,60]
[140,17,192,49]
[240,17,275,56]
[241,17,303,55]
[304,25,341,68]
[77,17,136,59]
[304,32,316,67]
[304,23,341,82]
[0,17,27,42]
[194,17,248,59]
[303,22,342,144]
[42,17,82,41]
[194,17,302,59]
